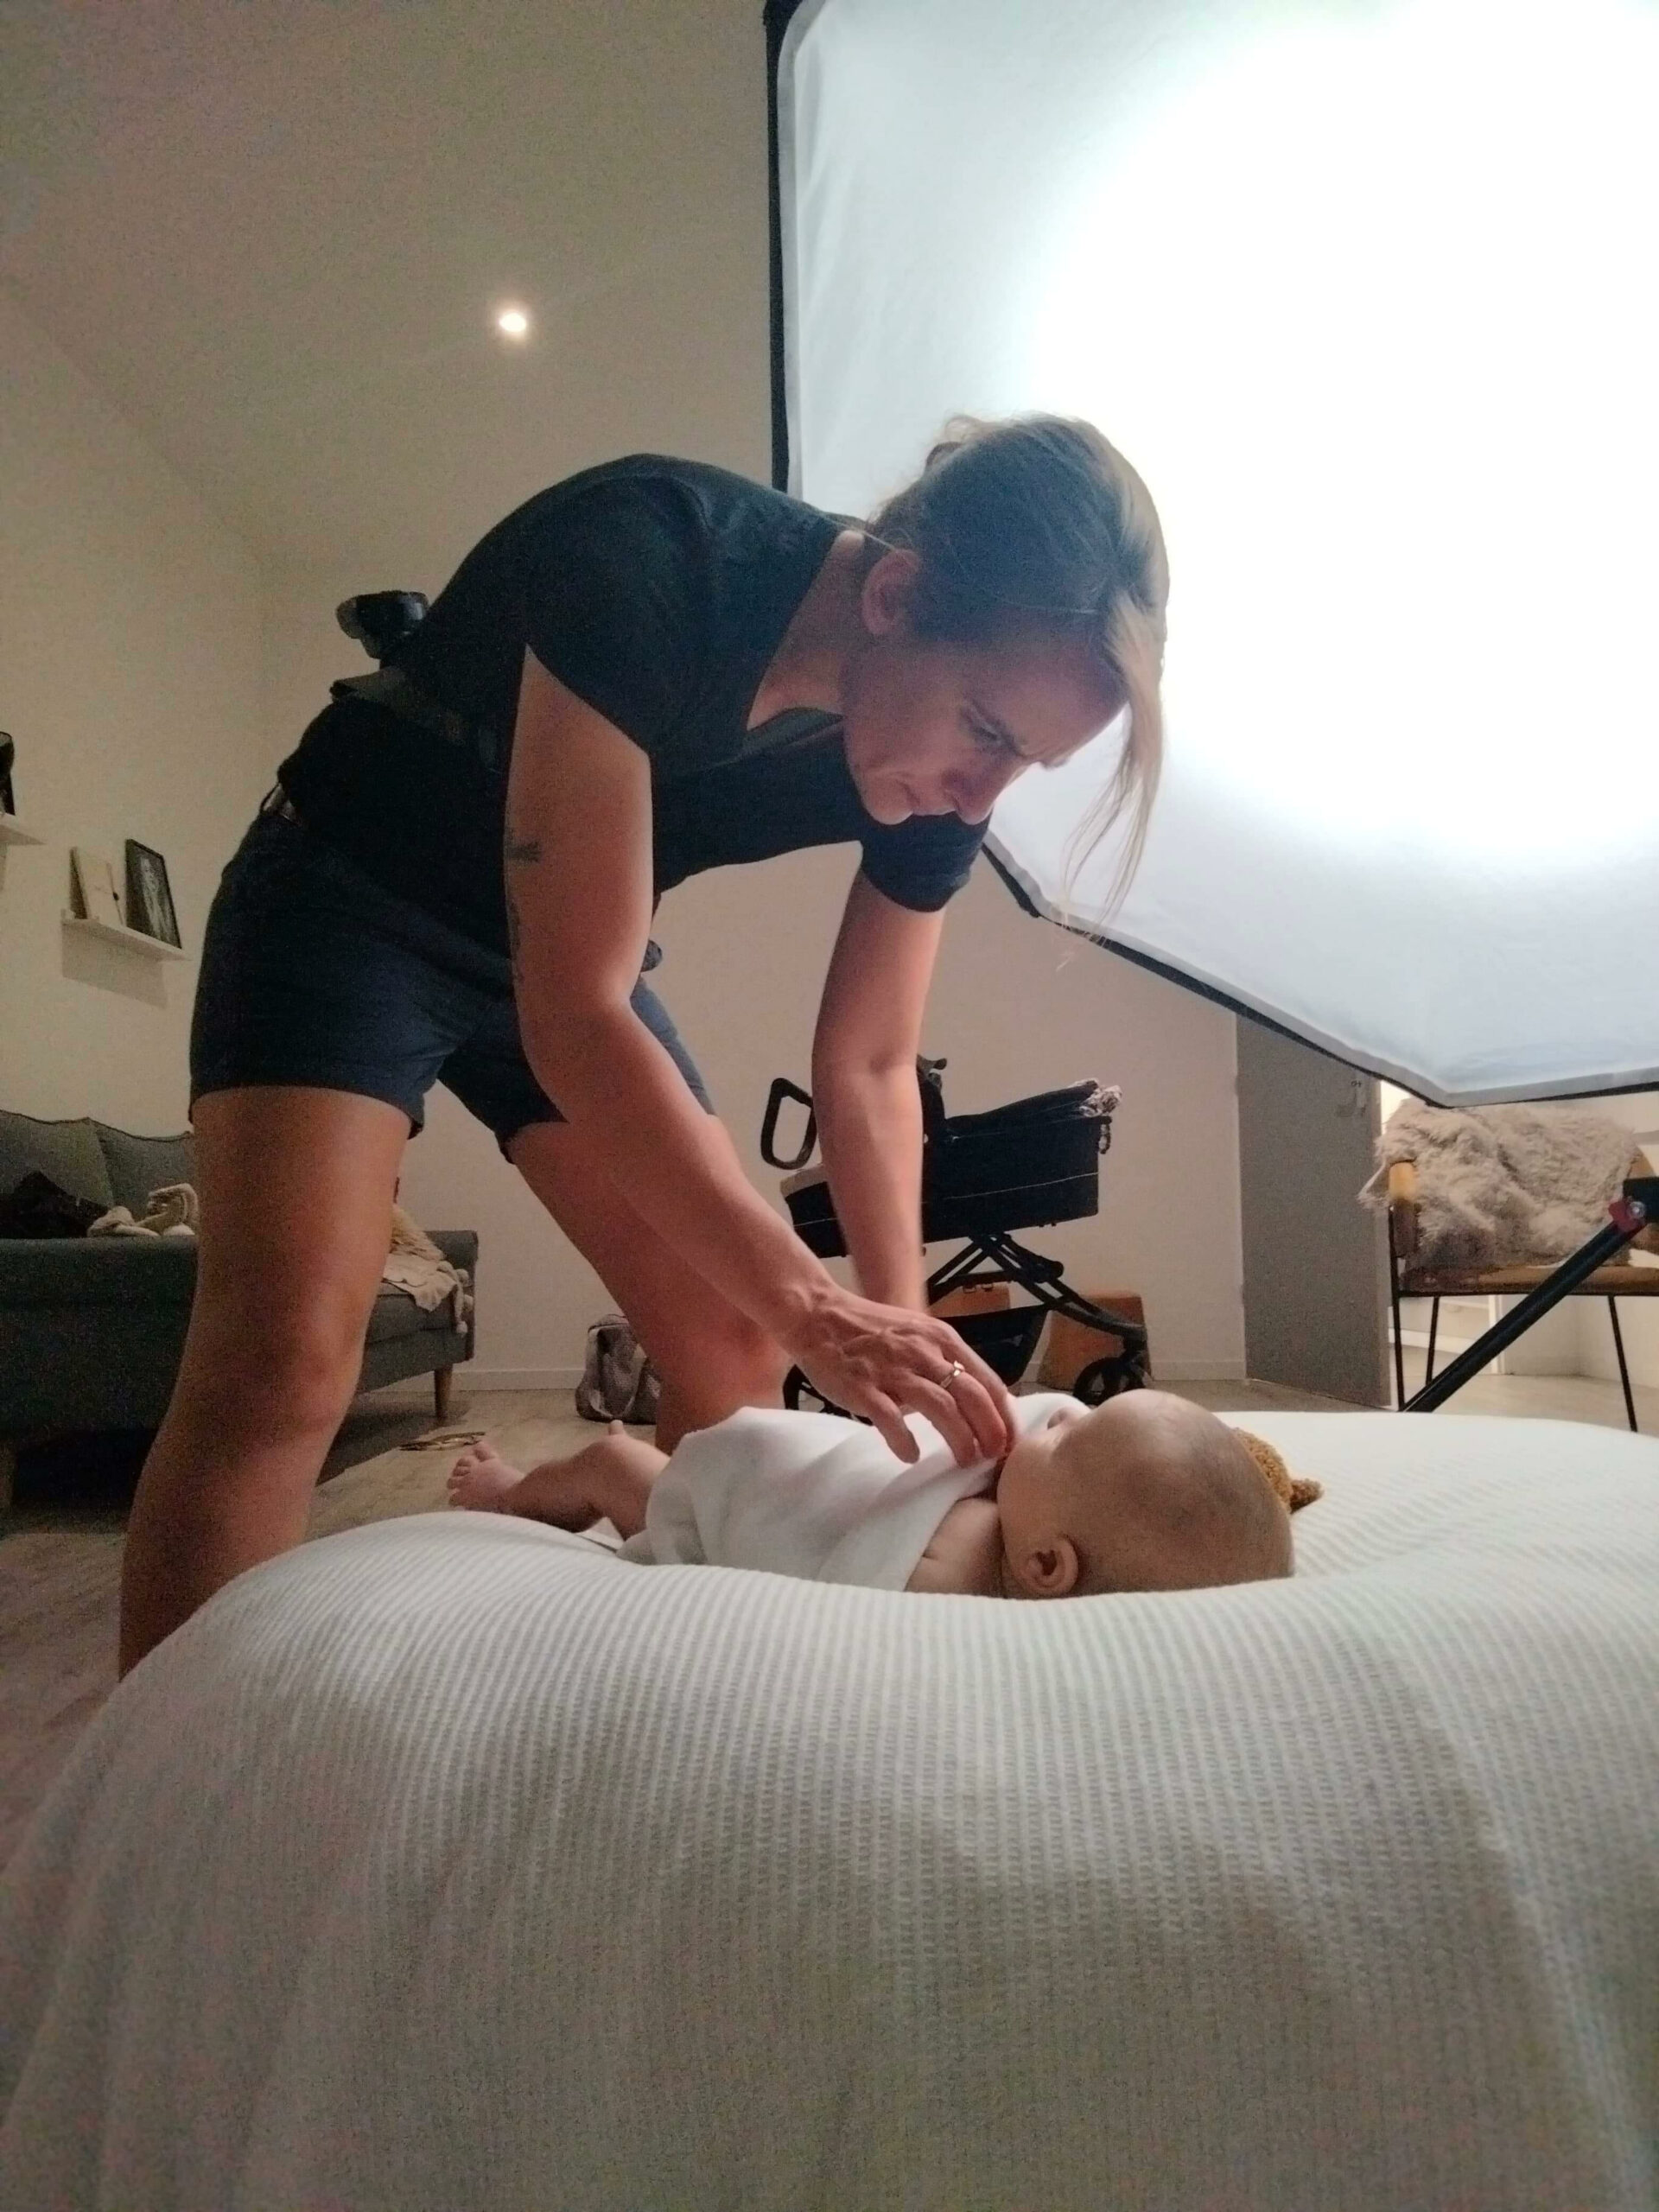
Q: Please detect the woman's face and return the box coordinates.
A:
[840,551,1124,828]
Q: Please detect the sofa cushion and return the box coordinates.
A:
[95,1125,196,1217]
[0,1111,114,1211]
[363,1289,456,1345]
[0,1238,200,1307]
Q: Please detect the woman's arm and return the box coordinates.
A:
[811,873,944,1312]
[505,652,825,1325]
[504,652,1014,1465]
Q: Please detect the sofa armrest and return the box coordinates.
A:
[424,1231,477,1359]
[427,1230,477,1275]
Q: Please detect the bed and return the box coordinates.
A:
[3,1411,1656,2210]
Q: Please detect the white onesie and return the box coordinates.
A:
[620,1392,1075,1589]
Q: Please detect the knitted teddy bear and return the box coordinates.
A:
[1236,1430,1324,1512]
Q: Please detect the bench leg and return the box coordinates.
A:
[1388,1215,1408,1410]
[1607,1300,1638,1433]
[434,1366,454,1424]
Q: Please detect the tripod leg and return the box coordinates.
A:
[1425,1298,1440,1385]
[1407,1199,1647,1413]
[1389,1215,1408,1409]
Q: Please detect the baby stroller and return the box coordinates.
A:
[761,1058,1150,1411]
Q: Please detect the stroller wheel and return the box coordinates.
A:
[784,1365,851,1418]
[1071,1352,1149,1407]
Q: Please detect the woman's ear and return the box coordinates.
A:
[860,547,920,638]
[1010,1536,1080,1599]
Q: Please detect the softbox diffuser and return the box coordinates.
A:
[771,0,1659,1103]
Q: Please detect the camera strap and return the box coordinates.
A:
[330,668,505,780]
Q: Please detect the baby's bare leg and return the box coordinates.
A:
[505,1429,667,1536]
[448,1424,666,1536]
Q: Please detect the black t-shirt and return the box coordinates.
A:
[279,456,987,955]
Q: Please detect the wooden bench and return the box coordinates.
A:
[1386,1150,1658,1427]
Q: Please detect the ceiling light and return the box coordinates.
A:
[495,306,531,340]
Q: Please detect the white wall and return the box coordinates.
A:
[0,283,264,1128]
[263,564,1244,1386]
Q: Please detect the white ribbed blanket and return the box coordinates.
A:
[3,1412,1656,2211]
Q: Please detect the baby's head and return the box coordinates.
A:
[995,1391,1294,1599]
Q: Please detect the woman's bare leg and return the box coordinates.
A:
[119,1087,409,1675]
[508,1118,790,1451]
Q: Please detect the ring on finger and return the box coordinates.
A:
[943,1360,965,1388]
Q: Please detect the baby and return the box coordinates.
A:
[447,1389,1314,1598]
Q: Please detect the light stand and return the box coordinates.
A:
[1405,1179,1656,1414]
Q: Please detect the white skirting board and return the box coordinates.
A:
[453,1368,585,1392]
[371,1369,584,1399]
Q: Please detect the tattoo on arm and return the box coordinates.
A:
[504,830,542,972]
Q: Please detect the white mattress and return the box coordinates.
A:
[3,1412,1657,2211]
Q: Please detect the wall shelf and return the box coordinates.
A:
[62,912,187,962]
[0,815,45,847]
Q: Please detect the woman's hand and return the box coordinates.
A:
[784,1284,1017,1466]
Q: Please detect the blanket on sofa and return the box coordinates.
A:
[381,1202,472,1325]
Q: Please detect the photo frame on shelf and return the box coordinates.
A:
[124,840,181,947]
[70,847,124,930]
[0,732,14,816]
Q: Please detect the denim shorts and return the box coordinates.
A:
[190,807,713,1150]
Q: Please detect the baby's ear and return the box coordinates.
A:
[1013,1537,1080,1598]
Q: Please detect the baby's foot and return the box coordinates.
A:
[447,1439,525,1511]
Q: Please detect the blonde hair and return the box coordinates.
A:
[866,415,1168,912]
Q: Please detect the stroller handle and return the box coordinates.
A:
[760,1077,817,1171]
[761,1059,949,1171]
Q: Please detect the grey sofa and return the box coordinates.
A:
[0,1108,476,1477]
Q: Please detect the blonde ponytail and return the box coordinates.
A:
[1067,507,1167,917]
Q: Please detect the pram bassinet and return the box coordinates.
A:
[761,1060,1149,1404]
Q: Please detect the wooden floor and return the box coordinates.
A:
[3,1365,1655,1870]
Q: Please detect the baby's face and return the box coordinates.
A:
[995,1392,1293,1599]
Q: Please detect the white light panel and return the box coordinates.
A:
[777,0,1659,1100]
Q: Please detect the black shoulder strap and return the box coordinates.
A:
[330,668,474,749]
[732,704,843,764]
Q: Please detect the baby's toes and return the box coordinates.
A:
[447,1452,481,1497]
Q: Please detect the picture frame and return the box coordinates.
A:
[124,840,181,947]
[70,847,124,930]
